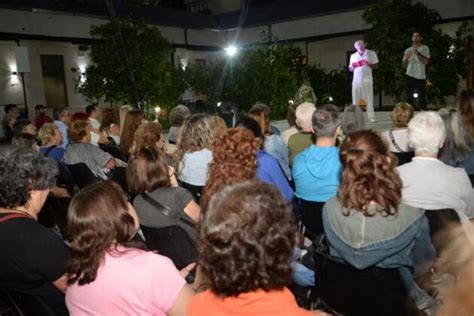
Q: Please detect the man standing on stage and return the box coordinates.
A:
[349,40,379,122]
[403,31,430,110]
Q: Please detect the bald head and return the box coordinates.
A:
[354,40,365,54]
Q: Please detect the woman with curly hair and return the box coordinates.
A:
[323,130,436,313]
[188,181,323,316]
[65,181,194,315]
[236,116,294,201]
[175,114,214,202]
[0,148,69,315]
[201,128,260,210]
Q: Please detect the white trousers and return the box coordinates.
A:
[352,81,375,120]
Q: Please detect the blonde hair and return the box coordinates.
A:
[175,114,214,167]
[38,123,59,146]
[119,105,133,132]
[391,102,414,128]
[209,115,228,139]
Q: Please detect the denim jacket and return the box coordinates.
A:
[323,197,430,270]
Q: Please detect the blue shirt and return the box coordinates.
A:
[39,146,65,163]
[54,120,69,148]
[292,145,342,202]
[257,150,294,201]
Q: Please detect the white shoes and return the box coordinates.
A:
[368,118,377,123]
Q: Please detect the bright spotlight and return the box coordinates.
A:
[217,102,222,107]
[328,96,334,102]
[225,46,238,57]
[154,106,161,113]
[413,93,419,99]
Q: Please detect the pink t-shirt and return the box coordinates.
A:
[66,247,186,315]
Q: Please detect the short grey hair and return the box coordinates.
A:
[169,105,191,127]
[342,104,365,135]
[295,102,316,131]
[408,111,446,156]
[312,104,341,137]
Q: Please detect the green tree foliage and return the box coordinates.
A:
[363,0,471,104]
[306,66,352,106]
[184,37,302,118]
[75,21,186,111]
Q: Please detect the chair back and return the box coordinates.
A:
[3,289,62,316]
[67,163,99,189]
[313,235,419,316]
[300,200,325,239]
[425,209,464,253]
[141,225,197,270]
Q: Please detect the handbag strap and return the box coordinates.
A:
[388,130,405,153]
[140,192,195,228]
[0,213,30,224]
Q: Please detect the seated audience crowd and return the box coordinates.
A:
[1,89,474,315]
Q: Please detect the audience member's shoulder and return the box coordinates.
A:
[325,196,341,209]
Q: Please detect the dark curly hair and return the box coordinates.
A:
[202,128,260,210]
[338,130,402,216]
[67,181,145,285]
[199,181,296,297]
[0,147,57,208]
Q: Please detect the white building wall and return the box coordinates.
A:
[225,25,270,46]
[0,41,25,106]
[0,0,472,120]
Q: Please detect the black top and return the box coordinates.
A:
[0,213,70,314]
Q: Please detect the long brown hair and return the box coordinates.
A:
[456,89,474,143]
[99,107,120,133]
[120,109,144,154]
[67,181,144,285]
[338,130,402,216]
[126,147,170,195]
[202,128,260,210]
